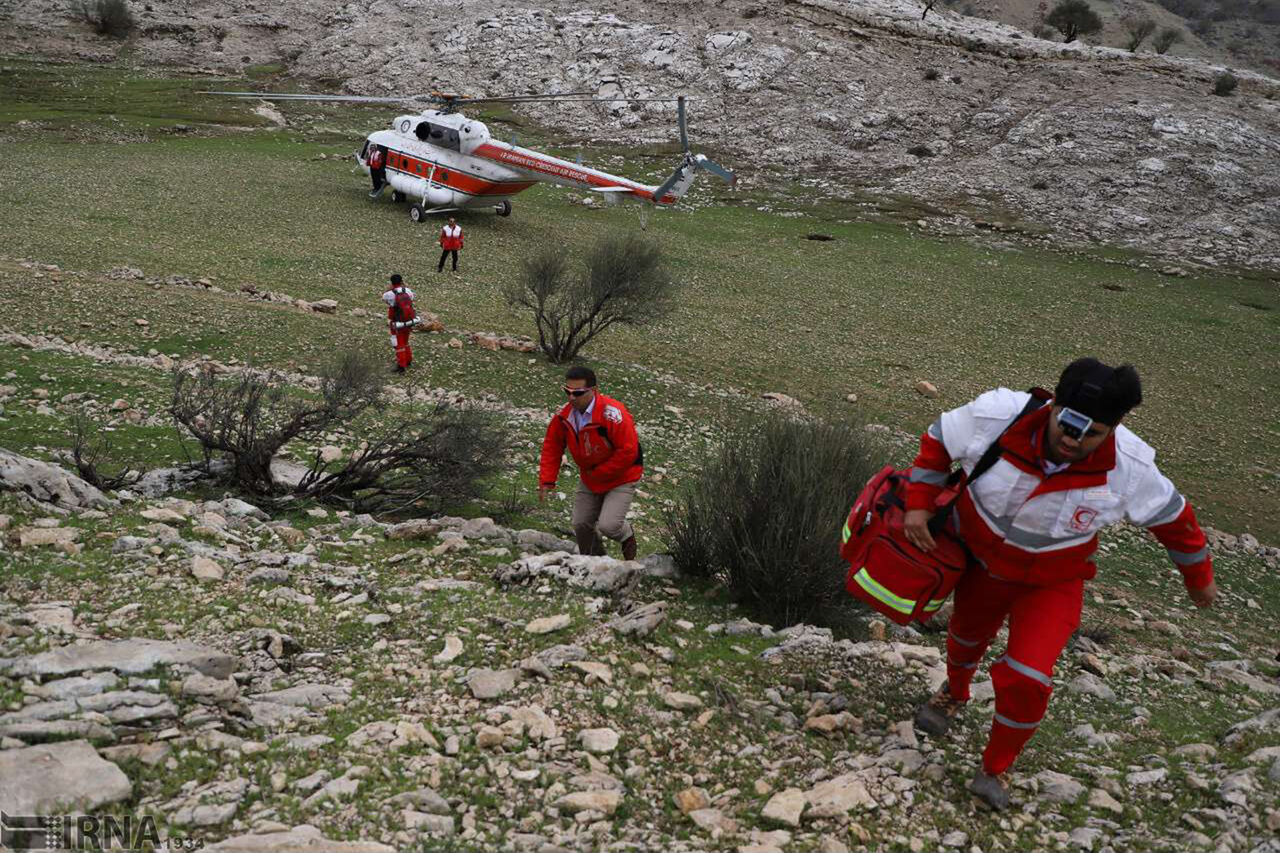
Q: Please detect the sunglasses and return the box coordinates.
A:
[1056,407,1094,441]
[563,386,592,397]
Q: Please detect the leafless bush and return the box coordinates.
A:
[504,232,676,363]
[291,403,508,514]
[77,0,135,37]
[69,413,141,491]
[170,352,383,495]
[1153,26,1184,53]
[1123,15,1156,51]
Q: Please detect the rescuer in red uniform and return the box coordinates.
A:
[382,274,416,373]
[539,366,643,561]
[903,358,1216,810]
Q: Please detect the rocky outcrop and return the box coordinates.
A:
[0,448,116,510]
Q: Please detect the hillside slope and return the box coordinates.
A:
[4,0,1280,271]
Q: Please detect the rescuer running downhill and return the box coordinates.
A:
[902,358,1216,810]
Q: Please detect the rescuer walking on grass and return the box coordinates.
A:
[539,366,643,561]
[382,274,417,373]
[903,358,1215,811]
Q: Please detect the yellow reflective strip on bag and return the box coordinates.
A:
[853,568,916,615]
[841,519,852,544]
[924,599,947,612]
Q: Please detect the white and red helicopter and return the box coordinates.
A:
[206,90,735,221]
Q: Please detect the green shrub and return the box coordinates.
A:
[1213,70,1239,95]
[1046,0,1102,42]
[1152,26,1184,54]
[923,68,941,81]
[664,410,879,628]
[78,0,135,38]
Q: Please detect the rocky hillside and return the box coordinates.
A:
[4,0,1280,272]
[1,355,1278,851]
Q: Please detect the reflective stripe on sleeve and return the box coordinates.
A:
[1167,545,1210,566]
[995,655,1052,687]
[908,467,949,486]
[841,519,852,544]
[851,569,915,615]
[994,712,1041,730]
[1143,491,1186,528]
[927,418,944,442]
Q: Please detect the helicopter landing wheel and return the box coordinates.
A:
[409,204,426,223]
[392,191,406,203]
[495,200,512,217]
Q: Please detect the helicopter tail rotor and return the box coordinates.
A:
[651,96,734,203]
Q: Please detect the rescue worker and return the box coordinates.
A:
[539,366,642,561]
[438,217,463,272]
[382,274,416,373]
[903,358,1215,810]
[368,145,387,198]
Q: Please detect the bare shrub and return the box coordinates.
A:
[292,403,508,514]
[1213,70,1239,95]
[77,0,135,37]
[1153,26,1184,53]
[69,413,141,491]
[171,351,383,495]
[504,232,676,363]
[664,410,879,628]
[1123,16,1157,51]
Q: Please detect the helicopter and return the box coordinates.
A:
[205,89,735,221]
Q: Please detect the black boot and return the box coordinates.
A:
[621,535,637,561]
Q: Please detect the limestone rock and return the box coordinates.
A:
[554,790,621,815]
[1035,770,1086,803]
[0,740,131,814]
[206,824,395,851]
[5,639,236,679]
[804,772,874,817]
[191,555,225,581]
[433,635,463,663]
[662,691,704,711]
[579,727,620,754]
[525,613,571,635]
[761,788,807,826]
[468,668,519,700]
[608,601,667,637]
[0,448,116,509]
[675,787,711,814]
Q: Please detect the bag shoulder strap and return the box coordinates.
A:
[926,387,1051,535]
[965,386,1053,486]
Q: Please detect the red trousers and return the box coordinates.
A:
[944,567,1083,775]
[391,329,412,369]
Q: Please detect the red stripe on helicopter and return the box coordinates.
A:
[471,143,673,204]
[384,150,536,196]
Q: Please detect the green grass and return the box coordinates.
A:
[1,59,1276,539]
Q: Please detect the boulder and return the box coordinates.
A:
[206,824,395,852]
[0,740,131,814]
[0,448,116,509]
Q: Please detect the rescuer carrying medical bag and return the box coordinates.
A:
[389,286,419,330]
[840,388,1051,625]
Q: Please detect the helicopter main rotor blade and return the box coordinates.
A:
[453,91,597,104]
[694,153,735,186]
[202,91,425,104]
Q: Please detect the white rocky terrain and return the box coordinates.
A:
[3,0,1279,271]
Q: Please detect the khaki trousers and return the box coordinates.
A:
[572,481,636,552]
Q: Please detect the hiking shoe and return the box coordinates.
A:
[969,770,1012,811]
[914,683,967,736]
[621,535,637,561]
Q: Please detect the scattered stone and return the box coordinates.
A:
[579,727,620,754]
[554,790,621,815]
[1068,672,1117,701]
[4,639,236,680]
[662,691,704,711]
[761,788,807,827]
[914,380,939,398]
[468,668,519,700]
[1035,770,1086,803]
[433,636,463,663]
[675,787,711,814]
[191,555,225,581]
[205,824,395,852]
[525,613,572,634]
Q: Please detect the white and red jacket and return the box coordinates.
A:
[540,393,643,494]
[905,388,1212,590]
[439,224,463,251]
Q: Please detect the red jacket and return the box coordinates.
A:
[368,147,384,169]
[439,224,463,251]
[540,393,643,494]
[906,389,1212,590]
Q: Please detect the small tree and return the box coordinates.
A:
[1123,15,1157,50]
[69,413,141,491]
[921,0,938,19]
[77,0,135,38]
[1213,70,1239,95]
[1046,0,1103,42]
[504,232,676,363]
[1153,26,1184,53]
